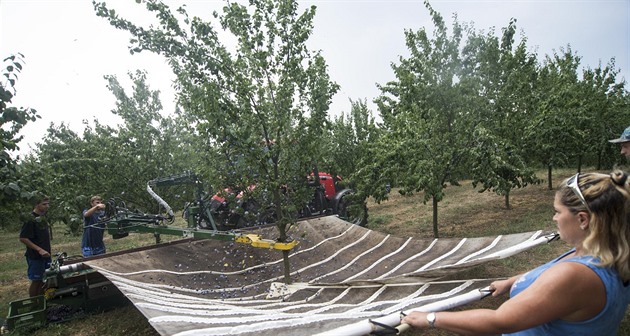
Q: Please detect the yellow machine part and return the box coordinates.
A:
[234,234,298,250]
[43,288,56,300]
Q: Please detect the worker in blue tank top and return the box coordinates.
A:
[403,170,630,335]
[82,195,107,257]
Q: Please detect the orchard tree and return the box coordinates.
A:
[97,70,192,209]
[0,54,40,201]
[20,123,99,234]
[368,1,473,238]
[94,0,339,283]
[323,99,379,182]
[579,61,628,169]
[524,47,584,189]
[0,54,40,229]
[319,99,379,224]
[462,19,540,209]
[21,71,192,233]
[468,127,539,209]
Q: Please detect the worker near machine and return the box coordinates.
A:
[609,125,630,160]
[402,170,630,335]
[81,195,107,257]
[19,195,52,297]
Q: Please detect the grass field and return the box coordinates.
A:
[1,168,629,335]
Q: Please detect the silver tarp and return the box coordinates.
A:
[85,216,556,336]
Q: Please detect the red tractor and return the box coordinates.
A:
[209,170,367,229]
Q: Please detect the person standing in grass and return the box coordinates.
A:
[402,170,630,335]
[609,125,630,160]
[19,195,51,297]
[81,195,107,257]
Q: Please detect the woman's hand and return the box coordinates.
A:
[490,275,521,297]
[402,311,430,328]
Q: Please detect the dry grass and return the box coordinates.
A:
[366,176,557,239]
[1,168,629,335]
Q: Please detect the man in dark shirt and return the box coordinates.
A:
[19,195,51,297]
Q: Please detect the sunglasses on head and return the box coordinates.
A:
[567,173,590,212]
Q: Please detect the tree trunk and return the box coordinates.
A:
[432,196,439,238]
[274,188,292,284]
[547,165,553,190]
[282,250,291,284]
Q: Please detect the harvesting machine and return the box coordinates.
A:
[2,170,366,333]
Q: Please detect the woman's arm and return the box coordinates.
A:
[403,262,605,335]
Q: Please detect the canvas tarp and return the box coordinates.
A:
[85,216,557,336]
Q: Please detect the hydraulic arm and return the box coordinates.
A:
[103,210,297,250]
[103,172,298,250]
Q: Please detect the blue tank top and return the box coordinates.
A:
[81,210,106,250]
[505,249,630,336]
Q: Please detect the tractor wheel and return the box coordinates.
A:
[337,194,368,226]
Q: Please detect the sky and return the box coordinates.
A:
[1,0,629,157]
